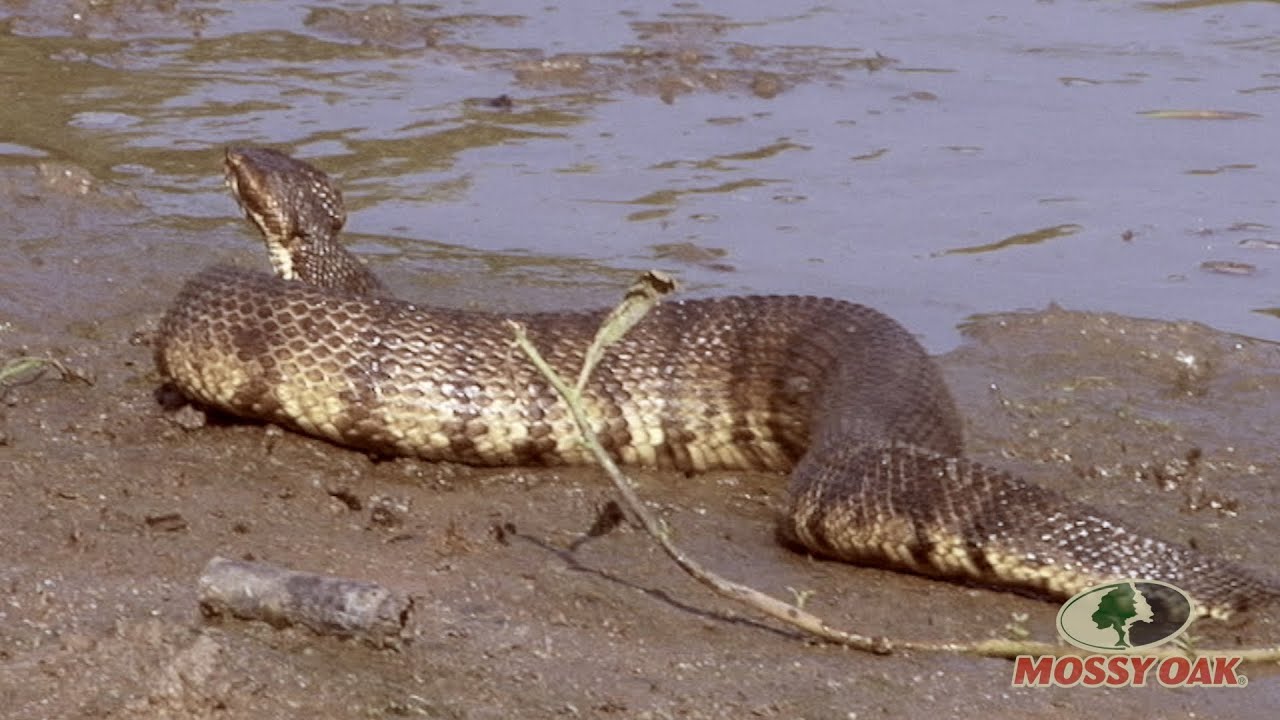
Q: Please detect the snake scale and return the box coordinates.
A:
[156,147,1279,618]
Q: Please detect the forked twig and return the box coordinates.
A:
[506,274,1280,660]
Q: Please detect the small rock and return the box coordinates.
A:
[170,404,207,431]
[145,512,189,532]
[369,494,411,529]
[328,487,362,511]
[487,94,514,109]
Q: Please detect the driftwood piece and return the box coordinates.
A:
[197,556,414,648]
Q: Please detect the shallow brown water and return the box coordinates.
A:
[3,0,1280,347]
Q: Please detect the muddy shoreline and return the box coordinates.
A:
[5,0,1280,714]
[2,164,1279,718]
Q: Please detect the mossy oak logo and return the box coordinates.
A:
[1012,579,1247,688]
[1057,579,1194,653]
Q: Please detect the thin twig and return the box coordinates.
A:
[506,279,1280,661]
[510,320,891,653]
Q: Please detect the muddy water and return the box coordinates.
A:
[3,0,1278,350]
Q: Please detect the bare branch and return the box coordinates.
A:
[506,277,1280,661]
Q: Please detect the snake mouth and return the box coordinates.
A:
[224,147,299,280]
[224,148,281,235]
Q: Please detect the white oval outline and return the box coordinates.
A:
[1055,578,1197,654]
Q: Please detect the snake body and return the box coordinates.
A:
[156,147,1280,617]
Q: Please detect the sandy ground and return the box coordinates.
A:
[2,166,1279,719]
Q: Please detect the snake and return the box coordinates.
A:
[155,146,1279,619]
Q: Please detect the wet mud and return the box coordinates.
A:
[2,167,1278,719]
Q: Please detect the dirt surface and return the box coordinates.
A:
[4,1,1280,716]
[2,166,1279,719]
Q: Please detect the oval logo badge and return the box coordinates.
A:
[1055,579,1196,653]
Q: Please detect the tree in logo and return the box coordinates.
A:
[1088,583,1152,649]
[1057,579,1193,653]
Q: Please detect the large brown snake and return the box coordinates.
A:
[155,147,1279,618]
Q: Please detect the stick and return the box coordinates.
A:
[507,274,1280,660]
[197,557,414,649]
[506,272,890,654]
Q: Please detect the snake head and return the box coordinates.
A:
[223,146,347,281]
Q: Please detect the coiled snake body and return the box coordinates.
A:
[156,147,1279,617]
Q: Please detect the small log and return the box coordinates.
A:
[197,556,414,648]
